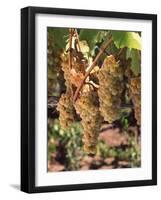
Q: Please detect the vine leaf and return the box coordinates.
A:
[126,49,141,76]
[79,40,90,54]
[79,29,100,51]
[111,31,141,50]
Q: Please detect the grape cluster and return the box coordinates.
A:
[74,85,103,154]
[60,53,73,93]
[57,52,87,129]
[58,53,75,129]
[129,77,141,125]
[98,55,124,123]
[57,92,76,129]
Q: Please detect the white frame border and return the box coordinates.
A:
[35,14,152,187]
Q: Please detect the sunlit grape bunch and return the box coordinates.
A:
[98,55,124,123]
[60,53,73,93]
[129,77,141,125]
[74,85,103,154]
[57,92,76,129]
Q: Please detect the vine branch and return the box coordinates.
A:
[73,37,113,102]
[74,29,81,52]
[68,28,74,69]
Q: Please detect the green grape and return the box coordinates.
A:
[98,55,124,123]
[60,53,73,93]
[74,85,103,154]
[57,92,76,129]
[129,77,141,125]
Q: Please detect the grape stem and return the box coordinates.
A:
[68,28,74,70]
[86,81,99,89]
[73,37,113,102]
[74,29,81,52]
[116,47,124,58]
[68,29,75,97]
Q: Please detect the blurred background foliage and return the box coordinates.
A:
[47,27,141,172]
[48,119,140,171]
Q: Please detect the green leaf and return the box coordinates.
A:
[79,40,90,54]
[111,31,141,50]
[79,29,100,51]
[96,31,109,43]
[126,49,141,76]
[48,27,68,50]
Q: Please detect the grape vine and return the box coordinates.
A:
[54,28,141,154]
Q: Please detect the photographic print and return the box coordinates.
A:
[21,7,157,193]
[47,28,141,172]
